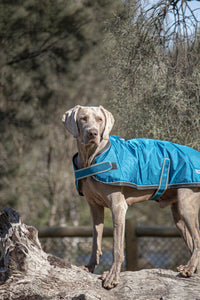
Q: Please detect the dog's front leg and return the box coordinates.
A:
[102,194,128,289]
[83,201,104,273]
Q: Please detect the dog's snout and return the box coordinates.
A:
[88,129,98,139]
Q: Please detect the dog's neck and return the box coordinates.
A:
[76,139,108,168]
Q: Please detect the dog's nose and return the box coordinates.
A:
[88,129,98,139]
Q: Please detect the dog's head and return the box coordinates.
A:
[62,105,114,146]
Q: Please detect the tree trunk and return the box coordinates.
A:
[0,207,199,300]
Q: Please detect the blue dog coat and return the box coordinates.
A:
[73,136,200,200]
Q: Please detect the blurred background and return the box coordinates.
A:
[0,0,200,272]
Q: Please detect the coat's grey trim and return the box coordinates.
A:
[92,176,200,190]
[92,176,158,190]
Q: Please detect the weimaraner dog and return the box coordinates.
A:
[62,105,200,289]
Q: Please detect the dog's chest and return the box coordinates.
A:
[80,177,109,207]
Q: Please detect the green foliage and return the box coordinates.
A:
[105,2,200,150]
[0,0,123,226]
[103,1,200,225]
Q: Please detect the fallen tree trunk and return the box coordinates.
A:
[0,207,199,300]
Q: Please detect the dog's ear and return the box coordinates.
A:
[62,105,81,138]
[100,106,115,140]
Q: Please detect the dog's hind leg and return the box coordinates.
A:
[174,189,200,277]
[171,201,193,253]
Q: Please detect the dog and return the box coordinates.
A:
[62,105,200,289]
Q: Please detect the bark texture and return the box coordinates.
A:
[0,207,199,300]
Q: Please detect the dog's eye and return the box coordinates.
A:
[80,116,87,122]
[97,117,103,122]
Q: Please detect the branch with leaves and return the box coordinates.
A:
[144,0,200,45]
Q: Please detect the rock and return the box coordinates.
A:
[0,207,199,300]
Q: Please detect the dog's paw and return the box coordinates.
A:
[177,264,193,277]
[100,268,120,289]
[81,264,95,273]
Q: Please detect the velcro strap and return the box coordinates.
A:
[74,161,115,180]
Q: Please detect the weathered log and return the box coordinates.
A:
[0,207,199,300]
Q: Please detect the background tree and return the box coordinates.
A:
[145,0,200,43]
[106,0,200,148]
[105,0,200,224]
[0,0,123,227]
